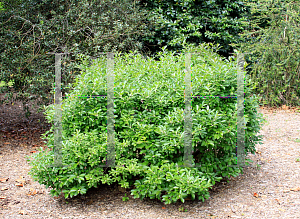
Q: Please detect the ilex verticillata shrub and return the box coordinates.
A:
[28,44,265,204]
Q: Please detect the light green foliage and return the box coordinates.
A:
[122,194,129,202]
[27,44,265,204]
[236,0,300,107]
[0,2,4,11]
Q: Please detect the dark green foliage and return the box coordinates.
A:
[236,0,300,107]
[139,0,251,57]
[0,0,152,116]
[28,44,265,204]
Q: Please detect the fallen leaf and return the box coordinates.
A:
[0,196,6,199]
[278,208,285,212]
[253,192,259,198]
[16,176,25,184]
[290,187,300,191]
[28,188,37,196]
[19,210,25,215]
[16,179,25,184]
[162,207,166,209]
[0,187,8,191]
[282,105,289,110]
[117,185,126,193]
[4,142,10,144]
[86,200,93,205]
[0,178,9,183]
[15,183,23,187]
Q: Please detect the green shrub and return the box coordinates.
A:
[0,0,152,118]
[28,44,265,204]
[139,0,251,57]
[236,0,300,107]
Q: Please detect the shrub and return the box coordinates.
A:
[0,0,152,117]
[139,0,251,57]
[236,0,300,107]
[28,44,265,204]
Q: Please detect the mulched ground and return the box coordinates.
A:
[0,93,300,218]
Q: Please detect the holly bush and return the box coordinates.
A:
[0,0,152,117]
[28,44,265,204]
[138,0,251,57]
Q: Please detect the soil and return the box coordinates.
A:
[0,92,300,218]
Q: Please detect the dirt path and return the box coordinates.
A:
[0,99,300,218]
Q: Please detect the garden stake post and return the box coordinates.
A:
[96,52,122,168]
[105,52,115,167]
[183,52,193,168]
[236,53,246,167]
[53,53,63,167]
[47,51,72,168]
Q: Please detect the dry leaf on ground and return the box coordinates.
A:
[18,210,25,215]
[28,188,37,196]
[0,178,9,182]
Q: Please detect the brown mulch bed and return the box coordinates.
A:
[0,93,300,218]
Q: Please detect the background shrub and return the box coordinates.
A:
[138,0,251,57]
[0,0,152,116]
[28,44,265,204]
[235,0,300,107]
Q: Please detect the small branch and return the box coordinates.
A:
[12,15,43,34]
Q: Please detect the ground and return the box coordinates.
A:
[0,92,300,218]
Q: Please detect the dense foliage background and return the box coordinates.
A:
[1,0,299,114]
[138,0,251,57]
[0,0,152,116]
[236,0,300,107]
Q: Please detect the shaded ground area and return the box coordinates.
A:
[0,92,52,150]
